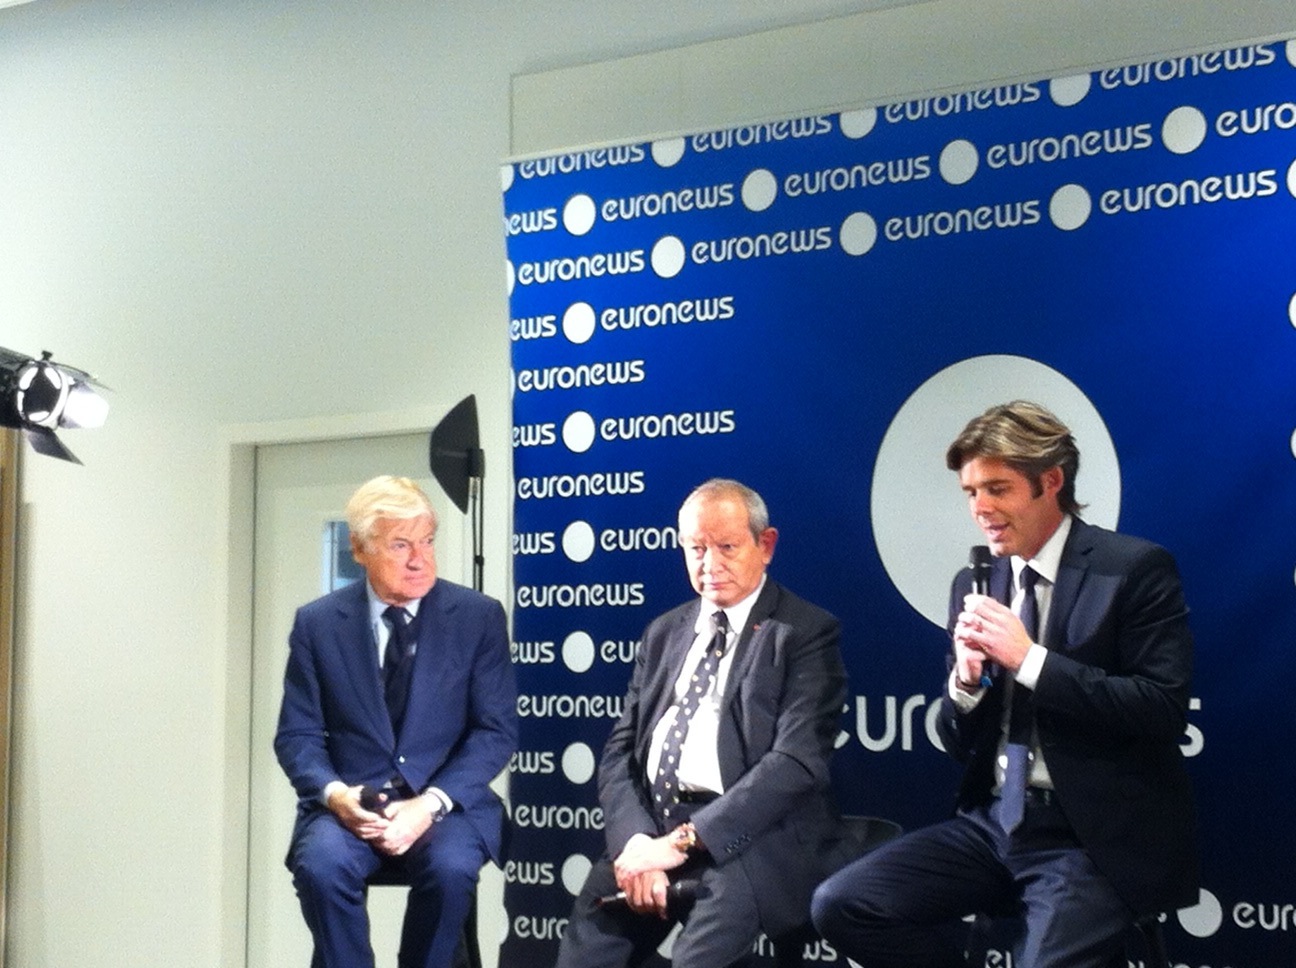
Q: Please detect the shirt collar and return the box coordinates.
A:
[365,579,422,625]
[695,574,767,640]
[1012,514,1072,588]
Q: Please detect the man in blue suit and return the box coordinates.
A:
[555,478,848,968]
[275,475,518,968]
[813,401,1198,968]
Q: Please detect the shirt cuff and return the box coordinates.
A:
[322,780,348,806]
[1014,643,1048,690]
[422,786,453,819]
[948,670,985,711]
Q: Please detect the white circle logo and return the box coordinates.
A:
[1287,39,1296,68]
[1162,105,1208,155]
[1049,73,1091,107]
[562,411,596,453]
[871,355,1121,626]
[652,138,686,168]
[561,631,596,673]
[562,194,597,236]
[1177,888,1224,938]
[742,168,778,212]
[562,521,596,563]
[939,139,979,186]
[500,164,515,193]
[560,854,592,896]
[839,211,878,256]
[1049,183,1092,231]
[1287,158,1296,199]
[840,108,878,140]
[651,235,686,278]
[563,302,596,345]
[505,260,515,297]
[561,742,597,784]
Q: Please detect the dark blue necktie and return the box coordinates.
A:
[651,609,728,828]
[383,605,415,735]
[999,566,1039,833]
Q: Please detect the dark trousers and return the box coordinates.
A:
[811,797,1133,968]
[554,850,764,968]
[287,808,486,968]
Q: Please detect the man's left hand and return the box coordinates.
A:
[374,796,438,855]
[613,832,688,885]
[956,593,1033,671]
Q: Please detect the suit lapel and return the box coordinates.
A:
[1045,518,1092,650]
[399,581,456,743]
[638,604,700,764]
[335,582,394,743]
[722,580,780,706]
[990,557,1013,606]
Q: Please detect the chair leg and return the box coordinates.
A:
[1134,915,1169,968]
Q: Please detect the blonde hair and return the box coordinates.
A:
[946,401,1084,515]
[345,475,437,548]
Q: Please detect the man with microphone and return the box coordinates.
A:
[813,401,1198,968]
[555,478,848,968]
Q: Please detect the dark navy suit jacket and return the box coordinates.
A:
[274,577,518,863]
[937,518,1199,914]
[598,579,847,937]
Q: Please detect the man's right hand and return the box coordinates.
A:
[620,869,672,919]
[325,783,390,841]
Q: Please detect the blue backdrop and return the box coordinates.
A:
[500,39,1296,967]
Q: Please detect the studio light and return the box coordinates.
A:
[429,395,485,591]
[0,346,110,464]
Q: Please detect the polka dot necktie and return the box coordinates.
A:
[651,609,729,827]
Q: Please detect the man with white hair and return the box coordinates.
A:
[275,475,517,968]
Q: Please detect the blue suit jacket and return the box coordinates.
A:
[274,577,518,863]
[598,579,847,937]
[937,518,1199,914]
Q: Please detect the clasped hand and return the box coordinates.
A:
[611,833,688,918]
[327,785,435,856]
[953,593,1032,682]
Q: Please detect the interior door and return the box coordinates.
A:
[245,433,465,967]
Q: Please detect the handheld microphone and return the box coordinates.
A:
[968,545,995,686]
[595,879,698,914]
[359,786,390,812]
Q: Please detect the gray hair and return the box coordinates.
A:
[679,478,770,538]
[345,475,438,548]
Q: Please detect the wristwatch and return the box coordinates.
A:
[669,821,700,854]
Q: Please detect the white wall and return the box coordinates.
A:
[0,1,1289,966]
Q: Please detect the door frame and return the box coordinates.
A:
[218,406,464,968]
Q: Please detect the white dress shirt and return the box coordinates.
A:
[644,576,767,795]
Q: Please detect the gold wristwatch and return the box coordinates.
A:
[669,821,700,854]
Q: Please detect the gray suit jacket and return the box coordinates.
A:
[938,518,1199,914]
[598,579,847,936]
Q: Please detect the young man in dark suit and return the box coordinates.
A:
[813,401,1198,968]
